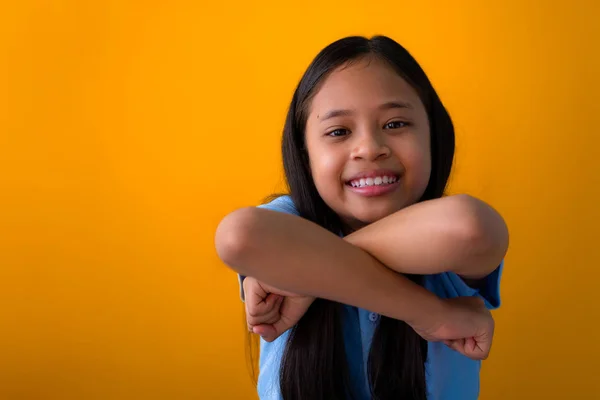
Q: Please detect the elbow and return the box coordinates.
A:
[214,207,261,274]
[452,195,509,272]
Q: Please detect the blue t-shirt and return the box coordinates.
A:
[239,195,503,400]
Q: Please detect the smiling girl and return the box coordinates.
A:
[215,35,509,400]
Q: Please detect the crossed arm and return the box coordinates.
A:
[343,194,508,280]
[215,194,508,324]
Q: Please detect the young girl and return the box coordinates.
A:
[215,35,508,400]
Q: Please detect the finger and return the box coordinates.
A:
[444,338,466,354]
[270,315,297,340]
[262,293,283,310]
[245,285,268,310]
[247,302,284,327]
[262,297,285,323]
[467,337,481,354]
[467,337,490,360]
[243,278,266,302]
[274,294,284,307]
[252,324,279,341]
[246,295,284,326]
[446,337,489,360]
[246,293,281,318]
[245,280,269,303]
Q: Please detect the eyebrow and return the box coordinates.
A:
[318,101,414,122]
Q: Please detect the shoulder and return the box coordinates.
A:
[257,195,299,216]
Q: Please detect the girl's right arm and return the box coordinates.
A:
[215,206,444,329]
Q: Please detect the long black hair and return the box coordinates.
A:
[265,35,455,400]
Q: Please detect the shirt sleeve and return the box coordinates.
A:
[237,195,299,302]
[424,260,504,310]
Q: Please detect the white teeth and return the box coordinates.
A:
[349,175,398,187]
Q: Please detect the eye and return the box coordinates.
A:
[384,120,410,130]
[326,128,350,137]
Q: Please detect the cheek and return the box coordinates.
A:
[309,147,344,185]
[397,137,432,192]
[308,147,347,207]
[413,152,432,189]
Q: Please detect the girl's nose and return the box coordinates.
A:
[350,131,391,161]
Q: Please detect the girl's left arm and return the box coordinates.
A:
[343,194,509,280]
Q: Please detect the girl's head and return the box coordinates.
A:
[283,35,455,231]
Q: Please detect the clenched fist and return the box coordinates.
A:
[243,277,315,342]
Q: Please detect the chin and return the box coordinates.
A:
[358,196,407,216]
[347,207,395,227]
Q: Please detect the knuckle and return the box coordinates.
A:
[247,314,268,326]
[243,277,256,291]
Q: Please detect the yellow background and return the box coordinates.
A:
[1,1,599,399]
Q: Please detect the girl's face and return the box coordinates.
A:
[305,57,431,231]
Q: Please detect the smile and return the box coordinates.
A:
[345,175,401,197]
[347,175,398,188]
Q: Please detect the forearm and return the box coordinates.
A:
[215,207,444,325]
[344,194,509,279]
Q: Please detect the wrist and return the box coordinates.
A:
[359,263,445,326]
[403,289,447,330]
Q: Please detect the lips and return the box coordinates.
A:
[346,178,400,197]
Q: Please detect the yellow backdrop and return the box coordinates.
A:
[1,1,599,399]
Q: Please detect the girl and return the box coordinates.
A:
[215,35,508,400]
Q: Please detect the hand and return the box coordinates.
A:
[243,277,315,342]
[409,296,495,360]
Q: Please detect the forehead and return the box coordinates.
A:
[308,57,423,117]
